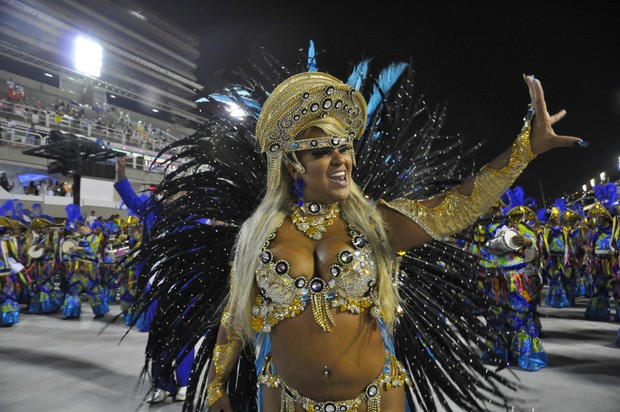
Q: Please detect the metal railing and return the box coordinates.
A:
[0,121,179,175]
[1,98,183,160]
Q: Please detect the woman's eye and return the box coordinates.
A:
[339,145,352,153]
[312,149,331,157]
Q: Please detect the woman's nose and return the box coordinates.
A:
[330,149,344,164]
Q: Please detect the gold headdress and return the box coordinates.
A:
[506,205,536,223]
[0,216,13,229]
[588,203,611,220]
[10,218,27,230]
[548,206,561,221]
[256,72,367,190]
[561,209,581,224]
[30,217,54,229]
[121,215,140,230]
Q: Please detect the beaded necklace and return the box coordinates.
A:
[290,202,340,240]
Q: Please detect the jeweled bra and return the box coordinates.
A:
[252,224,381,333]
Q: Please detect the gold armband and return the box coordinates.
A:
[206,306,243,407]
[206,260,243,407]
[381,122,536,239]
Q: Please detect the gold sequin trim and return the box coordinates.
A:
[380,124,535,240]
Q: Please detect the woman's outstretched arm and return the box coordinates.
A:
[382,75,585,252]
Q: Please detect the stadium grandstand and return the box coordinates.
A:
[0,0,204,220]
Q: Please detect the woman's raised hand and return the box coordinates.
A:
[524,74,586,155]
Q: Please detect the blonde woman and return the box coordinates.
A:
[136,69,583,411]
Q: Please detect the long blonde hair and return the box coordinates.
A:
[228,117,400,343]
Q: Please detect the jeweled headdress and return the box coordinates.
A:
[501,186,536,222]
[30,216,54,229]
[255,71,367,190]
[588,203,611,220]
[0,216,13,229]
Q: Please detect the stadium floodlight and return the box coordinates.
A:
[74,36,103,77]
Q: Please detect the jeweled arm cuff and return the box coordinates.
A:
[380,123,536,240]
[206,307,243,407]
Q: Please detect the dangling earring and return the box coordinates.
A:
[293,177,305,206]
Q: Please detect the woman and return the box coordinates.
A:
[198,71,582,411]
[134,61,583,410]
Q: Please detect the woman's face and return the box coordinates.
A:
[296,129,353,203]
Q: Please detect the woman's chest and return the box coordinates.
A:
[254,225,377,308]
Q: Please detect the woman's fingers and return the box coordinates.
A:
[529,75,549,116]
[553,134,587,148]
[549,109,567,126]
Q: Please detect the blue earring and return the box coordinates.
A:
[293,177,305,206]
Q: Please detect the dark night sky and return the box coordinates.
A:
[136,0,620,206]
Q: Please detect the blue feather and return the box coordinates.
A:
[552,198,567,214]
[536,208,550,223]
[604,183,617,206]
[594,184,605,203]
[593,183,618,211]
[205,88,262,114]
[501,186,537,215]
[366,62,408,124]
[0,199,15,217]
[573,204,585,218]
[346,58,372,90]
[65,204,83,230]
[307,40,317,72]
[500,188,513,211]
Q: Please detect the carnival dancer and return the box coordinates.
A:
[468,204,510,364]
[541,202,571,307]
[564,205,593,298]
[127,52,584,411]
[117,216,140,324]
[62,221,109,319]
[468,203,504,284]
[555,200,579,306]
[611,263,620,322]
[0,217,21,326]
[9,217,30,305]
[469,204,505,287]
[487,191,548,371]
[26,217,63,314]
[93,220,118,304]
[612,216,620,322]
[585,202,614,321]
[60,205,84,296]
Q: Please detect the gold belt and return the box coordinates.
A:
[258,351,411,412]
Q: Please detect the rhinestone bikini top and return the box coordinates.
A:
[252,225,381,333]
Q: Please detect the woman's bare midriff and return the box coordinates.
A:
[270,308,385,398]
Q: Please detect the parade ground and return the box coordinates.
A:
[1,297,619,412]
